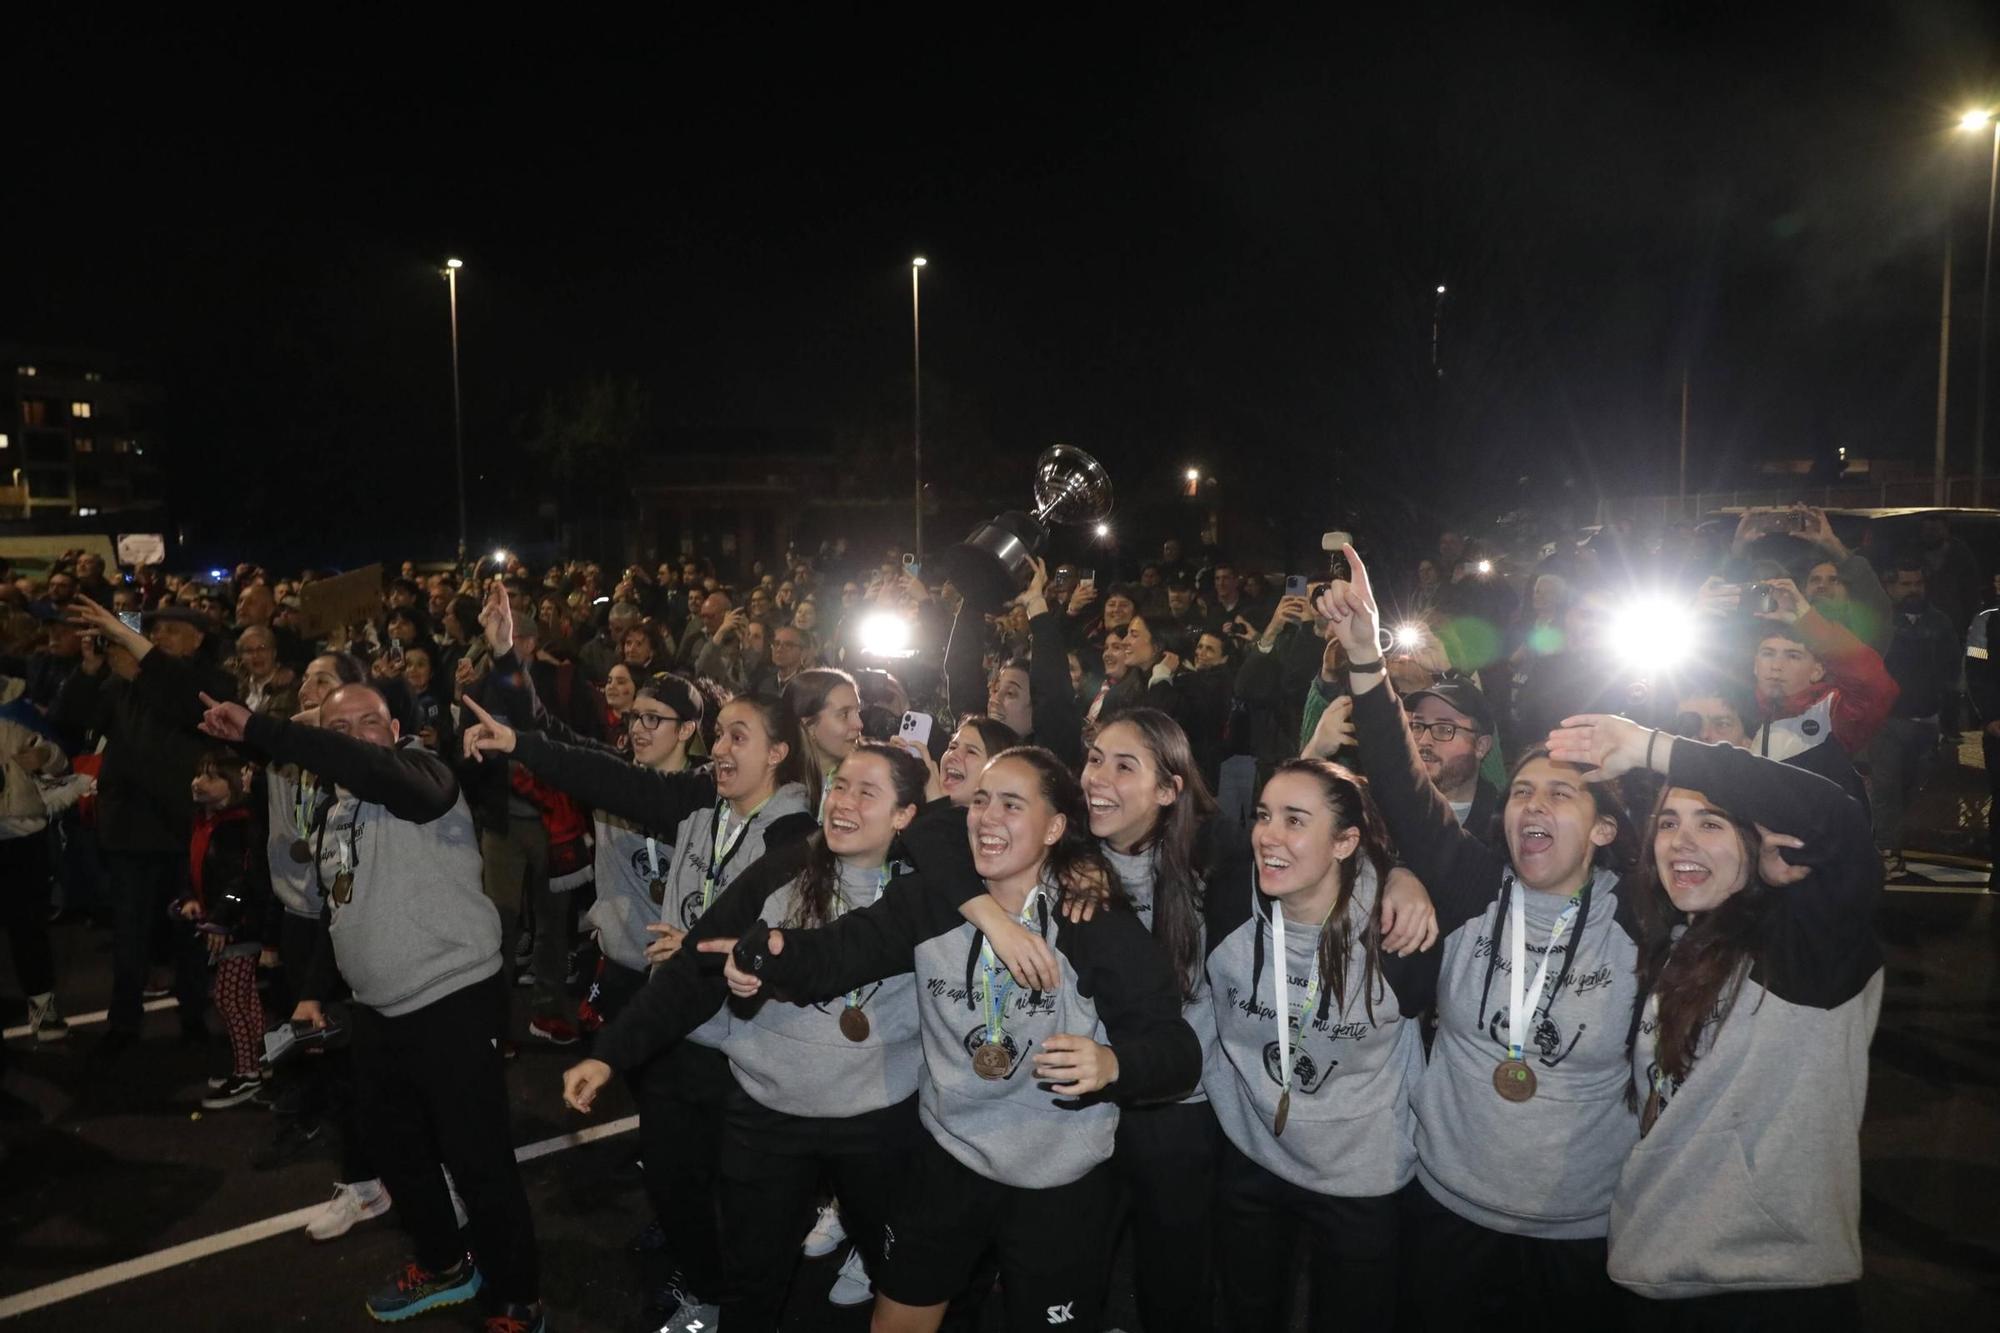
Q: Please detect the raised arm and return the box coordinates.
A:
[240,713,458,823]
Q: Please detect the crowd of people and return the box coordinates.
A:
[0,502,1985,1331]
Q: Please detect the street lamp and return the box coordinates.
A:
[442,257,467,565]
[911,257,927,561]
[1960,111,2000,505]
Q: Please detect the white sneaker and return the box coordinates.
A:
[304,1180,391,1241]
[827,1247,872,1307]
[801,1201,846,1257]
[27,993,67,1043]
[443,1166,469,1229]
[662,1299,720,1331]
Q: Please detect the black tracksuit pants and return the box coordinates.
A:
[349,972,538,1303]
[636,1039,732,1301]
[1111,1098,1222,1333]
[1400,1176,1622,1330]
[1214,1138,1402,1333]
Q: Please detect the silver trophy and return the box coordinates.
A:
[938,444,1114,609]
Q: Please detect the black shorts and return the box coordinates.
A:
[879,1130,1117,1329]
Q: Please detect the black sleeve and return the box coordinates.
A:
[1349,682,1505,935]
[511,730,716,830]
[1664,737,1881,1009]
[590,839,814,1072]
[50,665,110,738]
[755,875,967,1001]
[242,715,459,824]
[941,601,990,721]
[1065,910,1202,1102]
[1028,611,1083,770]
[131,651,236,725]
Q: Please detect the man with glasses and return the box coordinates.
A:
[760,624,812,693]
[198,683,546,1331]
[1405,679,1503,845]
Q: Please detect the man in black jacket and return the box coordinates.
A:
[1869,558,1961,872]
[54,600,236,1053]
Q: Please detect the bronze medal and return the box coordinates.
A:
[1493,1058,1537,1102]
[647,877,667,906]
[838,1007,870,1043]
[972,1043,1011,1080]
[289,838,312,864]
[331,870,354,905]
[1640,1088,1664,1138]
[1273,1089,1291,1138]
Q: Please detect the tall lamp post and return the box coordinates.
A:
[443,257,468,566]
[1962,111,2000,506]
[911,256,926,560]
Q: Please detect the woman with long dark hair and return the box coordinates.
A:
[699,746,1200,1333]
[1322,545,1643,1331]
[563,742,933,1332]
[1546,711,1879,1329]
[784,667,863,814]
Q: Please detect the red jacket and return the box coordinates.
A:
[1755,608,1897,756]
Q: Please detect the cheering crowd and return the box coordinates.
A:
[0,504,1988,1332]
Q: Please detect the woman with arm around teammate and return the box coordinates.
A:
[1319,545,1643,1330]
[1547,711,1880,1330]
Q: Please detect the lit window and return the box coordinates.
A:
[0,433,8,450]
[83,371,102,382]
[20,400,46,426]
[78,507,98,517]
[75,437,94,454]
[15,366,34,377]
[71,401,92,419]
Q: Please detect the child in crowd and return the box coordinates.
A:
[179,749,276,1109]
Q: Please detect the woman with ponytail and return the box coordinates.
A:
[1546,712,1879,1329]
[563,741,934,1331]
[697,745,1199,1333]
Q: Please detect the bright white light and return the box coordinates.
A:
[1960,110,1995,132]
[1094,522,1111,538]
[1436,284,1447,294]
[911,256,928,268]
[1394,623,1425,650]
[1476,559,1493,575]
[1609,594,1694,673]
[446,257,464,269]
[1184,467,1200,482]
[859,611,915,658]
[491,549,509,565]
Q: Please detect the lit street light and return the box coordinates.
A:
[1962,111,2000,504]
[442,257,468,565]
[911,257,926,561]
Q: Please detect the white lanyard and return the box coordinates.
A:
[1506,890,1580,1062]
[644,835,660,880]
[1269,901,1330,1097]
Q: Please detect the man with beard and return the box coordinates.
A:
[1867,557,1960,875]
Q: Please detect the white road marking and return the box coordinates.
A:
[0,1115,639,1318]
[2,998,178,1041]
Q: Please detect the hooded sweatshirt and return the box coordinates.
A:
[1103,843,1214,1105]
[244,713,500,1017]
[1608,738,1881,1299]
[1201,853,1427,1197]
[741,810,1200,1190]
[1353,679,1645,1237]
[261,765,323,919]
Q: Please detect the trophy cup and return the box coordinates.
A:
[935,444,1114,609]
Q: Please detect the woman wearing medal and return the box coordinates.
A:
[462,687,816,1328]
[1545,713,1880,1327]
[562,741,933,1332]
[1321,546,1643,1330]
[697,746,1200,1333]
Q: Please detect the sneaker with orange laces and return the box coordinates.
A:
[483,1302,546,1333]
[362,1253,482,1322]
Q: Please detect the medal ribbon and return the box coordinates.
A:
[977,885,1047,1047]
[1270,897,1337,1099]
[702,794,774,910]
[293,776,317,840]
[1506,890,1581,1062]
[833,865,890,1014]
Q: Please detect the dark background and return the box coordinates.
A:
[5,3,1998,564]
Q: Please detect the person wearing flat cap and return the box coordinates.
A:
[52,597,238,1055]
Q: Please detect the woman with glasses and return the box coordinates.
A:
[1321,547,1642,1331]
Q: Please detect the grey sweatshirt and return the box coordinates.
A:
[1609,739,1882,1298]
[744,809,1200,1190]
[1105,844,1214,1106]
[244,715,501,1018]
[654,781,812,1049]
[262,766,321,919]
[720,860,923,1118]
[1413,865,1643,1239]
[588,808,671,972]
[1201,858,1426,1197]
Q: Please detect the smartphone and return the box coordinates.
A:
[1321,531,1353,582]
[902,552,921,577]
[388,639,404,663]
[1284,574,1310,599]
[117,611,143,633]
[898,710,935,749]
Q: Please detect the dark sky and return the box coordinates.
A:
[7,4,1998,562]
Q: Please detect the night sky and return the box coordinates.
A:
[8,5,1998,566]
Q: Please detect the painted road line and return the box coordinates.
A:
[0,1114,640,1319]
[3,998,178,1042]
